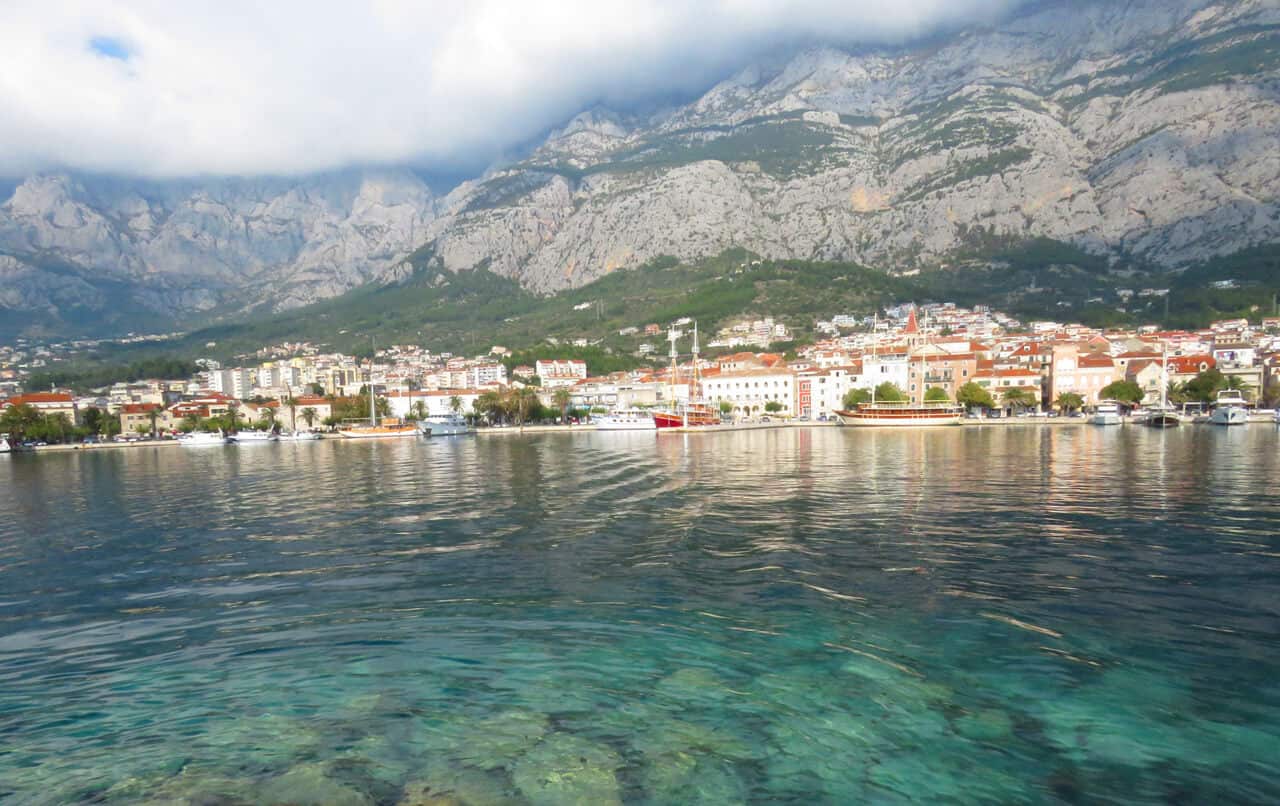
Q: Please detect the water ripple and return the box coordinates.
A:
[1,426,1278,803]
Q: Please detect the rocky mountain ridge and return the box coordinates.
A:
[1,0,1277,338]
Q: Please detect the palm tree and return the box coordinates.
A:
[226,400,240,434]
[1002,388,1037,413]
[411,400,427,421]
[508,387,539,427]
[449,395,463,415]
[147,408,160,438]
[287,394,298,431]
[475,390,504,424]
[300,407,318,430]
[552,389,571,423]
[1054,392,1084,413]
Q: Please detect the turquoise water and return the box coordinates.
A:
[1,426,1278,804]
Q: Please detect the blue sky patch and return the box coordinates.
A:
[89,36,130,61]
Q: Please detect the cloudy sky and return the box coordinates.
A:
[0,1,1024,179]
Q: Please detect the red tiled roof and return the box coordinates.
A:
[8,393,74,404]
[120,403,162,414]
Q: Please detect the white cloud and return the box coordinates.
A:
[0,0,1024,178]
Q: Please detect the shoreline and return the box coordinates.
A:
[7,417,1272,453]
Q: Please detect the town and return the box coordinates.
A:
[2,301,1279,446]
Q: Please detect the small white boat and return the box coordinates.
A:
[179,431,230,447]
[594,409,657,431]
[1274,409,1280,426]
[278,431,321,441]
[1209,389,1249,426]
[232,430,278,444]
[420,413,473,436]
[0,435,10,454]
[1088,402,1123,426]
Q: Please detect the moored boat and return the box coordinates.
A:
[278,430,321,441]
[179,431,230,447]
[1138,407,1182,428]
[338,382,421,438]
[0,435,10,454]
[652,404,720,429]
[593,409,656,431]
[338,420,420,439]
[1209,389,1249,426]
[833,402,963,427]
[232,429,278,444]
[420,413,471,436]
[1139,346,1182,428]
[1088,402,1123,426]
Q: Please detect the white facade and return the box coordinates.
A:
[470,363,507,387]
[701,370,797,415]
[536,359,587,388]
[859,356,910,395]
[208,368,254,400]
[800,368,856,417]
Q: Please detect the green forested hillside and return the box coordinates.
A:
[28,241,1280,391]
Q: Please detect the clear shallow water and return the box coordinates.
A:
[1,426,1278,804]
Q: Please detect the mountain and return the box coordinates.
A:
[1,0,1277,340]
[0,170,435,337]
[425,0,1280,291]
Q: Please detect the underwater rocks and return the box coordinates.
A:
[258,762,375,806]
[510,732,624,806]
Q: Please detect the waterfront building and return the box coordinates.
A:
[1048,344,1121,405]
[277,396,332,431]
[118,403,171,434]
[701,368,797,417]
[3,392,79,423]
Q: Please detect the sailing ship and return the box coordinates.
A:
[338,384,421,438]
[834,311,962,427]
[1138,345,1182,428]
[653,322,721,429]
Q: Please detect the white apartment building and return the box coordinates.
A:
[208,368,254,400]
[470,362,508,387]
[536,359,588,388]
[798,367,857,418]
[701,369,796,415]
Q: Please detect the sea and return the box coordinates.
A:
[1,425,1278,804]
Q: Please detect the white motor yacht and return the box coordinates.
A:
[420,413,473,436]
[0,435,10,454]
[1209,389,1249,426]
[233,430,278,444]
[1088,402,1123,426]
[179,431,230,447]
[594,409,657,431]
[278,430,321,441]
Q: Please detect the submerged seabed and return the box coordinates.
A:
[1,426,1278,804]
